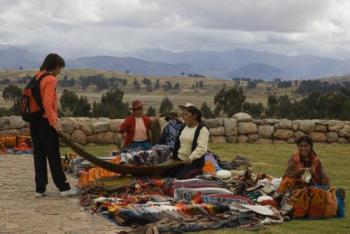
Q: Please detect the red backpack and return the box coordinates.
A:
[21,72,50,122]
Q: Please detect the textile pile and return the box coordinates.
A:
[0,135,32,154]
[71,153,286,233]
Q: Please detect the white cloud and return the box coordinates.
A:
[0,0,350,58]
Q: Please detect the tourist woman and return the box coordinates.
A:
[30,53,78,197]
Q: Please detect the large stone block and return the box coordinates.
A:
[92,121,110,134]
[315,124,327,132]
[328,120,344,132]
[292,120,300,131]
[223,118,238,136]
[233,112,252,122]
[339,125,350,138]
[265,119,279,125]
[278,119,292,129]
[71,129,87,145]
[309,132,327,142]
[338,138,348,144]
[79,121,93,135]
[294,131,306,140]
[210,136,227,144]
[287,137,296,144]
[0,117,10,130]
[299,120,315,133]
[109,119,124,133]
[87,132,116,144]
[209,127,225,136]
[258,125,274,138]
[60,118,77,134]
[9,116,26,129]
[203,119,218,128]
[255,138,272,144]
[226,136,238,143]
[273,129,294,140]
[238,135,248,143]
[238,122,257,134]
[326,132,338,143]
[248,134,258,143]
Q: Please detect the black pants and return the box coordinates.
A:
[30,117,70,193]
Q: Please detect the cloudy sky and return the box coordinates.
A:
[1,0,350,59]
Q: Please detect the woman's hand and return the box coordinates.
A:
[184,158,192,164]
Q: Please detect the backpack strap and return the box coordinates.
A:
[32,72,51,108]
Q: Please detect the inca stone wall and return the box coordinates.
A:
[1,113,350,145]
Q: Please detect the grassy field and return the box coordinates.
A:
[60,143,350,234]
[0,69,302,110]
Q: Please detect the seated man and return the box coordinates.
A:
[118,100,152,150]
[159,112,184,150]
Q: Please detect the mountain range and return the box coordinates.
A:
[1,46,350,80]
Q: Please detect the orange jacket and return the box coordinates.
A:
[32,71,58,128]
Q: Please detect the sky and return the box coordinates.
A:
[1,0,350,59]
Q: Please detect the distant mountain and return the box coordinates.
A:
[228,63,288,80]
[0,46,40,69]
[68,56,195,76]
[1,46,350,79]
[130,49,350,79]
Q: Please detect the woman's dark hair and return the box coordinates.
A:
[296,135,313,148]
[185,106,202,122]
[40,53,65,71]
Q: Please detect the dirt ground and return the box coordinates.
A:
[0,154,125,234]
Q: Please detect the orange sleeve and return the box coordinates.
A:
[41,76,58,128]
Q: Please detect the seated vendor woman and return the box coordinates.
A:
[167,103,210,179]
[278,135,329,192]
[118,100,152,150]
[277,136,343,218]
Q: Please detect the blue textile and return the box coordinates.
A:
[159,119,184,149]
[337,193,345,218]
[124,140,152,151]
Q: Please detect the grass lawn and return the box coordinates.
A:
[60,143,350,234]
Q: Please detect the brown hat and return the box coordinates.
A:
[131,100,144,110]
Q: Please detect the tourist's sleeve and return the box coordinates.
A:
[118,117,130,133]
[189,127,209,161]
[41,77,58,128]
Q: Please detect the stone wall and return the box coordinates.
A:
[1,113,350,145]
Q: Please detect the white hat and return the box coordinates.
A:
[179,103,196,110]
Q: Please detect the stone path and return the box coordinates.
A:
[0,154,122,234]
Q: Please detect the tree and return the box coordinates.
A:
[214,87,246,117]
[154,79,160,90]
[174,82,181,90]
[60,89,79,113]
[92,88,130,118]
[146,106,156,116]
[159,97,173,115]
[2,84,22,115]
[242,102,264,118]
[72,96,91,117]
[133,79,140,90]
[200,102,215,118]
